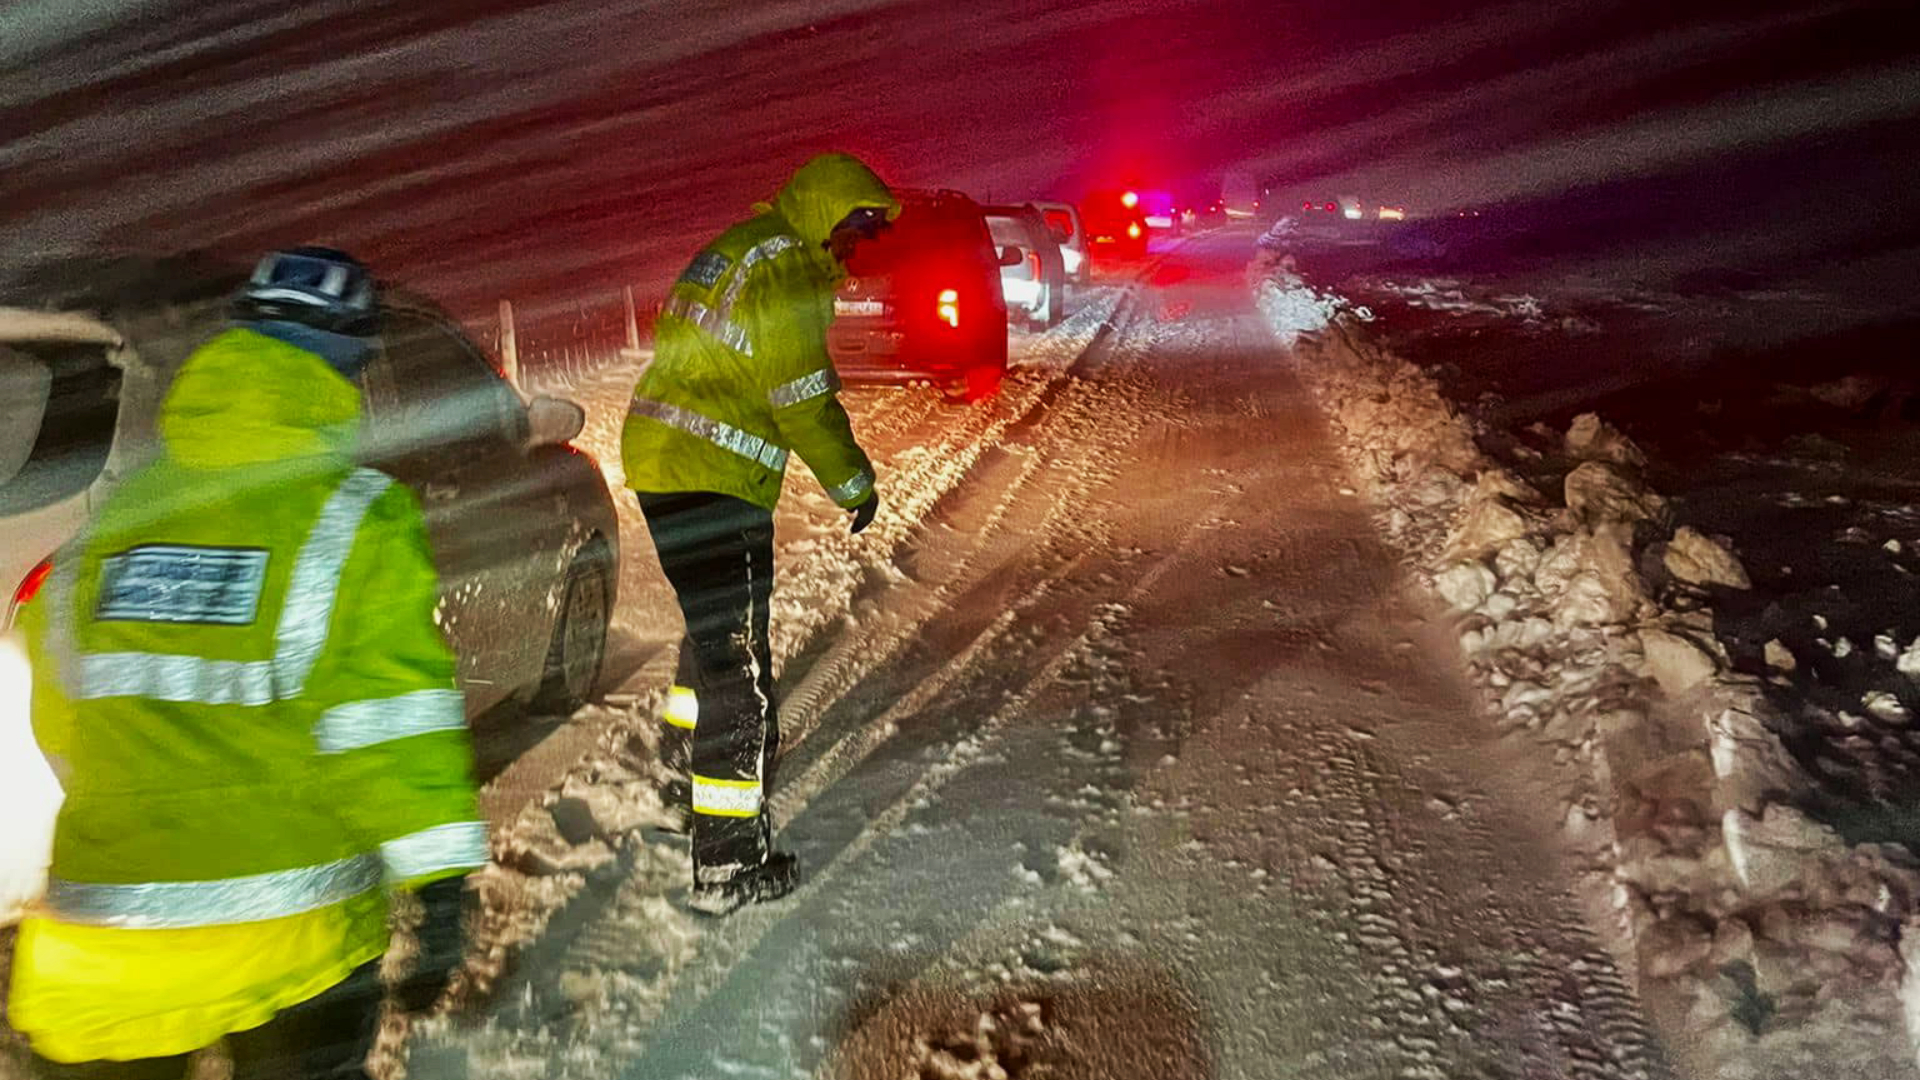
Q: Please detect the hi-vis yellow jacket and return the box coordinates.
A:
[10,328,487,1063]
[621,152,898,511]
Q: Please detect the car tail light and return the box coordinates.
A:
[1127,222,1142,239]
[937,289,960,328]
[1324,202,1336,213]
[1302,201,1313,212]
[14,558,53,608]
[1028,251,1043,278]
[1121,191,1139,209]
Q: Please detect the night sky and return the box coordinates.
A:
[1,0,1914,315]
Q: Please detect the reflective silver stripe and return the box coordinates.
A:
[827,469,875,506]
[43,855,382,929]
[274,468,393,696]
[718,234,803,323]
[61,467,394,706]
[769,367,841,408]
[663,294,753,357]
[692,774,762,818]
[381,821,490,882]
[73,652,276,705]
[314,688,466,753]
[627,397,789,471]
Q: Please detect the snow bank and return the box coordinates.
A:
[1253,255,1920,1079]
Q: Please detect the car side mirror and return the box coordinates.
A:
[525,395,586,449]
[998,245,1026,268]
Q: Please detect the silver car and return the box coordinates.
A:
[2,257,618,712]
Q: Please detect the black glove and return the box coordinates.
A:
[848,492,879,535]
[394,875,470,1014]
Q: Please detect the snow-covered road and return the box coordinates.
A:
[412,234,1673,1080]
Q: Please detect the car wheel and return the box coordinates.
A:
[533,539,611,714]
[961,363,1003,403]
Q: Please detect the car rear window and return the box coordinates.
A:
[0,340,121,516]
[847,196,991,276]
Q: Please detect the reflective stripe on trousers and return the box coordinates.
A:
[692,774,761,818]
[663,685,698,730]
[627,396,789,471]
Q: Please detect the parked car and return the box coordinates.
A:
[1080,188,1151,262]
[828,187,1011,402]
[982,203,1066,330]
[1032,200,1090,284]
[0,257,619,718]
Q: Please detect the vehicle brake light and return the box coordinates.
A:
[1127,222,1142,239]
[1303,201,1313,212]
[1120,191,1139,209]
[14,558,53,608]
[1324,202,1336,213]
[937,289,960,329]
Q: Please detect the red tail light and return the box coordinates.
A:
[1324,202,1336,213]
[1120,190,1139,209]
[1126,222,1142,239]
[15,558,53,608]
[1028,251,1042,279]
[937,288,960,329]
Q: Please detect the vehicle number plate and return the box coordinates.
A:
[834,299,887,317]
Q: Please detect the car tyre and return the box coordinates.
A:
[533,538,612,714]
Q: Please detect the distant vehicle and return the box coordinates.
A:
[1080,189,1151,262]
[1220,169,1260,219]
[1294,195,1409,223]
[0,259,619,717]
[828,187,1010,402]
[982,204,1066,330]
[1032,200,1090,284]
[1134,190,1182,235]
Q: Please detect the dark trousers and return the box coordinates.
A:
[638,491,780,886]
[29,961,381,1080]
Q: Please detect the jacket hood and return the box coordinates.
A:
[160,328,364,469]
[763,152,899,254]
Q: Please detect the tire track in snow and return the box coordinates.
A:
[434,289,1152,1074]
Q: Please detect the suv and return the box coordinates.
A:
[828,188,1010,402]
[982,204,1066,330]
[1,258,619,714]
[1032,201,1090,284]
[1080,189,1151,263]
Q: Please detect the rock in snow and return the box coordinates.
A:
[1764,639,1798,673]
[1434,561,1498,611]
[1863,691,1911,725]
[1663,526,1752,590]
[1565,412,1648,468]
[1640,627,1720,696]
[1724,804,1844,897]
[1899,638,1920,679]
[1564,461,1669,529]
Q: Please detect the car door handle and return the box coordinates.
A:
[422,482,459,503]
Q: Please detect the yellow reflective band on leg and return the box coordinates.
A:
[691,774,762,818]
[663,685,698,730]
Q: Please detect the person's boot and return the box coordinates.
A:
[685,851,799,917]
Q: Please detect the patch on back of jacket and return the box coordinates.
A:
[679,251,732,290]
[95,544,271,626]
